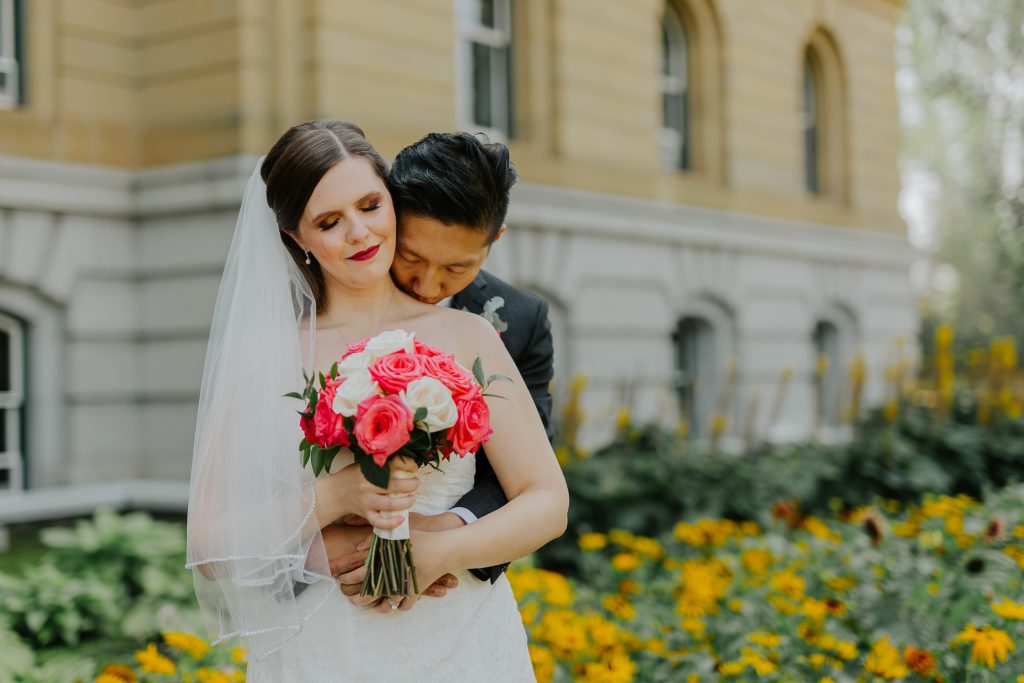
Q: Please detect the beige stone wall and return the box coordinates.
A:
[0,0,904,231]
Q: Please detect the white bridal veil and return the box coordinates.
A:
[186,160,334,659]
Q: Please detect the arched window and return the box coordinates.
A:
[457,0,514,139]
[801,29,848,201]
[658,0,724,179]
[674,314,729,439]
[0,311,25,491]
[812,320,841,426]
[660,4,690,170]
[802,54,820,194]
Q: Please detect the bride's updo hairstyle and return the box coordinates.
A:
[260,119,389,310]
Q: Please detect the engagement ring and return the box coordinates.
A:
[387,598,400,610]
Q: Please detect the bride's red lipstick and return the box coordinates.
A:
[348,244,380,261]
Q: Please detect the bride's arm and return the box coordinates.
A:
[417,315,569,574]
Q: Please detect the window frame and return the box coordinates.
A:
[0,0,22,110]
[659,3,690,171]
[802,52,822,195]
[455,0,515,140]
[0,311,25,492]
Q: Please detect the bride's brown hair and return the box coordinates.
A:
[260,120,389,311]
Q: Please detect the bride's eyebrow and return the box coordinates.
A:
[307,191,382,224]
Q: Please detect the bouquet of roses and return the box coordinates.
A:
[288,329,505,597]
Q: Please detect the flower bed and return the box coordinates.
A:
[511,485,1024,681]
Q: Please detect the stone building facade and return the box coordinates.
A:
[0,0,915,496]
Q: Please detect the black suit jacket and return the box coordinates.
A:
[451,270,555,582]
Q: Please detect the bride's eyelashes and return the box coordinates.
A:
[316,204,382,231]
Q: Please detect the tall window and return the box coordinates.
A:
[0,312,24,491]
[812,320,841,426]
[0,0,22,109]
[801,30,847,201]
[660,4,690,170]
[673,316,716,438]
[802,53,821,194]
[457,0,514,139]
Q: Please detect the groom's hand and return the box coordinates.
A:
[322,523,372,577]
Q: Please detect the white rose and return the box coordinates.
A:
[365,329,416,358]
[337,351,372,377]
[332,369,381,417]
[401,377,458,433]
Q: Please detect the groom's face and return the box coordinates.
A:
[391,214,504,304]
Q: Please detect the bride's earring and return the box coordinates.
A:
[304,251,312,265]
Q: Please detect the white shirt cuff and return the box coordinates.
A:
[449,507,478,525]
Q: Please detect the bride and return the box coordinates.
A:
[185,120,569,682]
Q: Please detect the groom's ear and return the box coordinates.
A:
[490,224,507,246]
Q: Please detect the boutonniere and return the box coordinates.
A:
[465,296,509,335]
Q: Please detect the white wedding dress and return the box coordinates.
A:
[247,452,535,682]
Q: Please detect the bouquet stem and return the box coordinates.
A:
[359,533,419,597]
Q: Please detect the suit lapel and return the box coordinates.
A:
[452,272,490,314]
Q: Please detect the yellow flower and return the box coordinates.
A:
[769,571,805,600]
[802,517,841,543]
[953,624,1015,668]
[96,675,132,683]
[520,602,539,625]
[195,669,231,683]
[608,529,636,546]
[719,661,745,675]
[631,536,664,559]
[163,631,210,660]
[818,678,837,683]
[801,598,829,622]
[741,548,773,575]
[747,632,781,648]
[825,575,856,592]
[611,552,641,572]
[992,597,1024,620]
[602,595,636,621]
[579,532,608,551]
[135,644,176,676]
[727,598,743,612]
[681,617,705,635]
[864,637,909,679]
[230,647,247,664]
[835,640,858,660]
[97,664,137,682]
[529,644,556,683]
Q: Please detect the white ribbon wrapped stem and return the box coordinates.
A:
[373,469,419,541]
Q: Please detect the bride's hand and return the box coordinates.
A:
[333,456,420,529]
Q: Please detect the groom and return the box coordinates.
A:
[323,132,555,600]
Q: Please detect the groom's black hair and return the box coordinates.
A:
[388,132,518,243]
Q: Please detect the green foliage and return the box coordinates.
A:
[0,509,196,654]
[41,508,190,603]
[0,563,122,647]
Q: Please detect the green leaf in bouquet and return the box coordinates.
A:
[330,361,339,378]
[472,357,486,387]
[355,449,390,489]
[486,373,513,386]
[301,444,312,468]
[299,438,309,452]
[413,407,428,424]
[283,391,305,400]
[311,449,325,477]
[322,445,342,473]
[319,371,327,389]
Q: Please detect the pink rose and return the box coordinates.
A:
[447,390,492,456]
[300,410,318,444]
[354,394,414,466]
[369,352,426,394]
[425,354,476,399]
[414,339,445,358]
[312,379,350,448]
[343,338,370,357]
